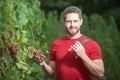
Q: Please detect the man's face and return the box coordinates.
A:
[64,13,82,36]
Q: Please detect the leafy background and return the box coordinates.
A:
[0,0,120,80]
[0,0,48,80]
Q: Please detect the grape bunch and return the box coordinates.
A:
[27,47,46,64]
[34,51,46,63]
[9,43,19,59]
[1,32,19,59]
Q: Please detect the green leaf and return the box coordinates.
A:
[3,54,13,66]
[32,63,41,72]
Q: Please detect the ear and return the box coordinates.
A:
[80,18,83,26]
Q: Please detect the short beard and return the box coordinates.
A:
[65,28,80,36]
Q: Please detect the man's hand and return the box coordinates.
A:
[71,41,86,59]
[34,51,46,66]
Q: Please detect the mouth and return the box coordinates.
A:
[69,26,77,29]
[68,28,77,33]
[69,28,77,31]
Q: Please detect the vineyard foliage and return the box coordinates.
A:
[0,0,48,80]
[0,0,120,80]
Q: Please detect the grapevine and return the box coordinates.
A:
[0,0,48,79]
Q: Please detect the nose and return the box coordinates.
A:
[70,21,74,26]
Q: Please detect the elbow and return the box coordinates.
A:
[97,69,105,80]
[46,71,55,77]
[44,73,54,79]
[48,73,54,77]
[98,73,104,80]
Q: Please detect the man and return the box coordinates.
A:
[34,6,104,80]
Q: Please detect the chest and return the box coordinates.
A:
[54,40,90,64]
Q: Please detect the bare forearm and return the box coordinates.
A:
[82,56,104,79]
[42,62,55,77]
[34,52,55,77]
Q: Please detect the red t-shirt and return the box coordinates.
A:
[50,35,102,80]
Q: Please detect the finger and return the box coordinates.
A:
[72,43,81,50]
[35,55,40,60]
[75,43,81,48]
[40,54,46,58]
[75,41,82,46]
[36,59,42,64]
[41,57,45,60]
[71,46,77,51]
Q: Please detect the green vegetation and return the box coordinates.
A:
[0,0,48,80]
[41,0,120,30]
[0,0,120,80]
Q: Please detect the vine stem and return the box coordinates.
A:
[30,27,35,47]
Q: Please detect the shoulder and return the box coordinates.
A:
[51,36,66,46]
[83,35,101,49]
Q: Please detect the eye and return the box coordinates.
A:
[65,20,71,24]
[74,20,78,23]
[66,20,71,23]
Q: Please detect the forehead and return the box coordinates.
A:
[64,13,80,20]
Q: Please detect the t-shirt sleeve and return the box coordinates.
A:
[89,41,103,60]
[49,43,56,61]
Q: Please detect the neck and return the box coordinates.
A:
[67,33,82,39]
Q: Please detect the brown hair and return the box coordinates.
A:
[63,6,82,20]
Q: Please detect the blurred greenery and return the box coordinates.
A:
[0,0,48,80]
[0,0,120,80]
[41,0,120,30]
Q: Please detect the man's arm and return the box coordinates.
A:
[34,52,56,77]
[42,61,56,77]
[71,41,104,79]
[82,57,104,79]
